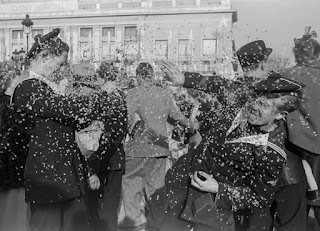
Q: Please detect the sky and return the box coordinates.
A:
[232,0,320,59]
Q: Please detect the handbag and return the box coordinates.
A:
[75,120,104,158]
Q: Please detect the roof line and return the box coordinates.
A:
[0,9,237,21]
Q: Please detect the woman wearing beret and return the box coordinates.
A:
[6,29,114,231]
[279,27,320,231]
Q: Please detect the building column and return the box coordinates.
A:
[168,29,178,62]
[71,26,78,63]
[139,20,146,60]
[116,25,122,51]
[65,26,72,63]
[0,29,5,61]
[93,26,100,63]
[4,28,10,61]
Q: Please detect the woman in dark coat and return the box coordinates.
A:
[281,27,320,228]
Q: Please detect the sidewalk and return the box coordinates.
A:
[117,200,320,231]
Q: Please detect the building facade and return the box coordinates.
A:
[0,0,237,72]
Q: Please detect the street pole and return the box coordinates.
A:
[26,33,29,53]
[22,14,33,53]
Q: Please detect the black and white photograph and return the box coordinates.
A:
[0,0,320,230]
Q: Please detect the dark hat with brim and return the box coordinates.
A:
[26,28,69,59]
[255,72,304,97]
[237,40,272,68]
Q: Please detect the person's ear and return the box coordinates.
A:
[275,111,288,120]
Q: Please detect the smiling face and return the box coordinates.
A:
[245,96,285,126]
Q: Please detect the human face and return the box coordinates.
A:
[244,60,268,80]
[55,51,68,67]
[245,96,283,126]
[45,51,68,81]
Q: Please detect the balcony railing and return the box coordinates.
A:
[80,0,230,11]
[0,0,231,17]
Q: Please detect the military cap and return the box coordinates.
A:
[255,72,304,97]
[26,28,69,59]
[237,40,272,68]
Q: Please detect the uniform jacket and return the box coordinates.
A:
[102,90,127,172]
[87,89,127,176]
[12,73,101,204]
[126,81,190,158]
[163,72,287,229]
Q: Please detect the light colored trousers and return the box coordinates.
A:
[0,188,30,231]
[122,156,167,227]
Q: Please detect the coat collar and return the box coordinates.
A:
[225,108,285,148]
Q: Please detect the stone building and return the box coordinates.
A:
[0,0,237,72]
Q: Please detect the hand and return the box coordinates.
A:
[146,129,168,148]
[88,174,100,190]
[189,130,202,148]
[101,81,118,94]
[191,121,200,131]
[156,60,185,86]
[190,171,219,193]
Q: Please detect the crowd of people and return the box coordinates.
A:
[0,26,320,231]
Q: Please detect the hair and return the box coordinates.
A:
[136,62,153,79]
[32,38,69,61]
[275,94,301,114]
[294,37,320,65]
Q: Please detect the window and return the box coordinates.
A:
[178,39,191,61]
[102,27,115,37]
[102,27,116,60]
[155,40,168,60]
[12,30,23,40]
[80,28,93,38]
[12,30,24,54]
[202,39,217,59]
[124,26,138,38]
[80,28,93,60]
[124,26,138,58]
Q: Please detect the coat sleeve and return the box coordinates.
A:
[281,68,320,155]
[167,91,192,128]
[12,79,92,121]
[183,72,229,95]
[126,89,140,134]
[215,148,285,211]
[183,72,254,108]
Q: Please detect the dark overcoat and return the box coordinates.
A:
[12,76,101,204]
[162,72,286,229]
[282,64,320,205]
